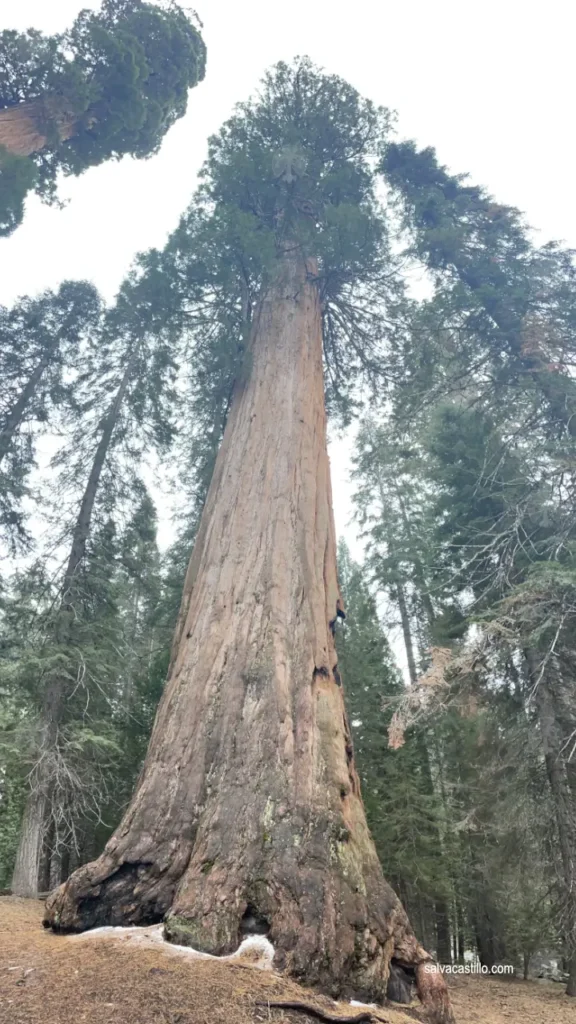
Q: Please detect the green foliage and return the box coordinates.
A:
[0,0,206,233]
[0,146,37,236]
[337,542,452,943]
[350,374,571,963]
[0,488,168,879]
[60,0,206,169]
[0,689,26,887]
[0,279,103,549]
[381,140,576,439]
[145,58,401,424]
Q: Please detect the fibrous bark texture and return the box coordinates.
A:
[45,248,454,1023]
[0,97,76,157]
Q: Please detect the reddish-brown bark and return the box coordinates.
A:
[44,248,455,1023]
[0,97,76,158]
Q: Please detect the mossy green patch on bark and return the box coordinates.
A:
[163,912,234,953]
[332,839,367,895]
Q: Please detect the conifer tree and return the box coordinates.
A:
[423,403,576,991]
[0,0,206,235]
[0,280,101,549]
[43,59,454,1024]
[0,488,166,889]
[381,141,576,439]
[337,542,454,959]
[10,267,180,897]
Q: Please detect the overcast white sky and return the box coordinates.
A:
[2,0,576,556]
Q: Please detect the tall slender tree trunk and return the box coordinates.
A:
[531,660,576,996]
[395,580,419,686]
[11,355,135,897]
[380,509,453,966]
[0,353,51,465]
[44,251,454,1022]
[394,488,436,629]
[0,97,77,158]
[434,899,452,965]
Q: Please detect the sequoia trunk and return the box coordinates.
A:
[45,250,454,1023]
[0,97,77,158]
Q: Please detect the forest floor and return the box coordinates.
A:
[1,898,574,1024]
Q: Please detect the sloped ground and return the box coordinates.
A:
[0,898,574,1024]
[0,898,420,1024]
[446,972,576,1024]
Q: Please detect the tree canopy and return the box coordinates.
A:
[1,49,576,1003]
[0,0,206,235]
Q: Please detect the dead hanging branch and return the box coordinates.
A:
[386,646,481,749]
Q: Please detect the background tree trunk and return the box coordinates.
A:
[533,663,576,996]
[11,787,49,897]
[45,250,454,1023]
[0,353,50,465]
[11,355,135,897]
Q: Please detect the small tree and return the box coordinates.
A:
[0,0,206,234]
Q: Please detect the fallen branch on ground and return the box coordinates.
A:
[255,1000,376,1022]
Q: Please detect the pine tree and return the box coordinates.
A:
[0,280,102,549]
[0,0,206,235]
[381,141,576,439]
[336,542,453,958]
[350,422,464,962]
[0,491,165,889]
[10,266,180,897]
[348,202,576,975]
[415,389,576,988]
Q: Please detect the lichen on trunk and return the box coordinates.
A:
[44,248,454,1023]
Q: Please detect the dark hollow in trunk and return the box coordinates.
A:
[44,250,455,1023]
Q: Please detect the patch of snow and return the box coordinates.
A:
[230,935,275,967]
[71,925,275,969]
[350,999,377,1008]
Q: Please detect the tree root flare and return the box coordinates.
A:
[415,963,456,1024]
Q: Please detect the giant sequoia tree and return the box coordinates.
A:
[44,61,454,1023]
[0,0,206,235]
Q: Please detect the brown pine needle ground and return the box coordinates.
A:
[1,898,575,1024]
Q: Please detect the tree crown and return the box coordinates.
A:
[0,0,206,233]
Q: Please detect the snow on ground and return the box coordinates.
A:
[72,925,275,969]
